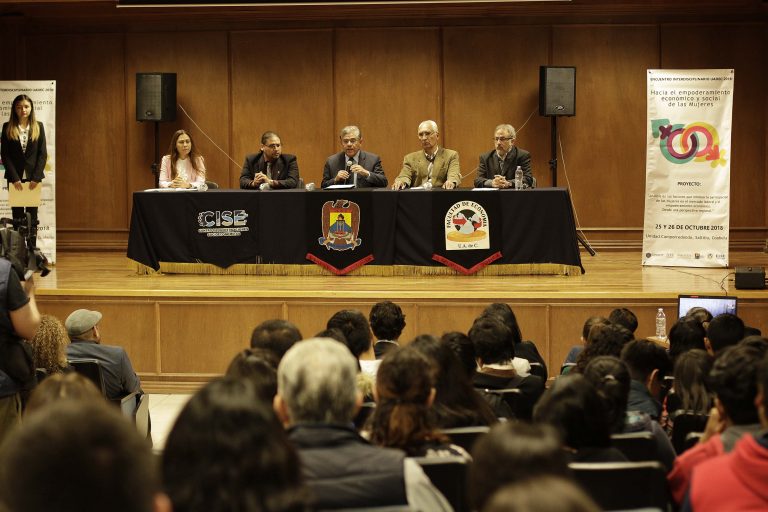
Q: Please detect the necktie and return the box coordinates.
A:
[426,153,435,185]
[350,158,357,187]
[266,162,273,180]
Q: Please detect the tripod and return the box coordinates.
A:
[549,116,595,256]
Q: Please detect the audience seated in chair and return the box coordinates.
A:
[29,314,70,377]
[64,309,143,401]
[561,315,610,373]
[162,377,310,512]
[225,347,279,405]
[668,316,708,366]
[369,300,406,359]
[574,322,633,374]
[469,316,544,420]
[533,373,628,464]
[367,346,469,459]
[668,341,767,505]
[274,337,452,511]
[469,422,570,511]
[479,302,547,380]
[667,349,713,433]
[327,309,379,379]
[582,355,676,471]
[484,475,600,512]
[24,372,102,416]
[250,318,303,361]
[411,335,497,428]
[608,307,638,335]
[683,351,768,511]
[705,313,744,354]
[620,338,671,420]
[0,400,169,512]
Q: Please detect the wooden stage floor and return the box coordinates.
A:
[34,250,768,392]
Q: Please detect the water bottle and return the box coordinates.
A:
[655,308,667,339]
[514,166,523,190]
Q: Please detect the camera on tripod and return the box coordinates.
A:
[0,213,49,280]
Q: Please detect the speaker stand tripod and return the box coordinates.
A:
[549,116,595,257]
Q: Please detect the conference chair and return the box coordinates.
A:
[610,431,658,462]
[68,358,150,438]
[440,426,490,453]
[670,410,709,454]
[479,387,520,419]
[412,456,471,512]
[353,401,376,430]
[204,180,219,189]
[528,362,547,381]
[560,362,576,375]
[569,461,670,511]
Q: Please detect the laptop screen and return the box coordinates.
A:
[677,295,737,319]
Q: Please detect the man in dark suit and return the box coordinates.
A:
[321,125,387,189]
[239,131,299,189]
[474,124,533,189]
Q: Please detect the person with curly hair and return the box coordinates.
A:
[30,315,69,376]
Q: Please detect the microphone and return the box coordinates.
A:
[347,159,357,187]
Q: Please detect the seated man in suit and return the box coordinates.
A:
[239,131,299,190]
[474,124,533,189]
[321,125,387,189]
[65,308,143,401]
[392,120,461,190]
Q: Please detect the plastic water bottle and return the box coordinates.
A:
[514,166,523,190]
[655,308,667,339]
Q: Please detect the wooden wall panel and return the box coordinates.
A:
[125,32,230,193]
[444,26,551,187]
[159,302,281,373]
[333,28,441,187]
[230,30,334,189]
[660,24,766,228]
[552,25,659,228]
[25,33,127,231]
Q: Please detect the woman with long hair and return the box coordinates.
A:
[368,346,468,458]
[30,315,70,376]
[159,129,206,189]
[1,94,47,247]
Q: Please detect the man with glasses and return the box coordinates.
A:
[475,124,532,189]
[321,125,387,189]
[392,120,461,190]
[240,131,299,189]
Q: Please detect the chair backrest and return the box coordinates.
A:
[354,401,376,430]
[530,175,537,189]
[528,362,547,380]
[296,177,305,189]
[412,456,470,512]
[560,362,576,375]
[569,461,670,511]
[670,411,709,454]
[68,358,107,395]
[204,180,219,189]
[440,426,490,453]
[479,388,520,419]
[610,431,658,462]
[134,393,150,440]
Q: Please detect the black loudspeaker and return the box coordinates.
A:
[539,66,576,116]
[136,73,177,122]
[735,266,766,290]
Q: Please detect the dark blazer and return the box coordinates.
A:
[475,146,532,188]
[239,151,299,189]
[1,122,47,183]
[321,150,387,189]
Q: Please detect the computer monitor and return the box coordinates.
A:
[677,295,737,319]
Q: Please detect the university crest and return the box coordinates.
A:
[444,201,490,250]
[318,199,362,251]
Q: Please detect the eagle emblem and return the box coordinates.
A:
[318,199,362,251]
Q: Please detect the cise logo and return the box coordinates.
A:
[197,210,249,237]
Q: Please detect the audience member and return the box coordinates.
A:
[480,302,547,379]
[533,373,628,463]
[225,347,279,405]
[469,316,544,420]
[65,308,142,400]
[668,315,707,365]
[368,346,468,458]
[483,476,600,512]
[561,315,610,371]
[411,335,497,428]
[0,400,168,512]
[608,307,638,334]
[314,327,346,344]
[667,349,713,416]
[683,351,768,511]
[620,338,671,420]
[327,309,378,377]
[583,355,676,471]
[29,314,69,376]
[668,342,767,504]
[25,372,102,416]
[574,322,633,373]
[685,306,713,329]
[469,422,570,511]
[705,313,744,354]
[369,300,406,359]
[274,338,451,510]
[163,377,310,512]
[440,331,477,379]
[250,319,302,360]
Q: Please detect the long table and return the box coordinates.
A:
[127,188,584,275]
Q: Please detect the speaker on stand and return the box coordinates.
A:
[136,73,177,188]
[539,66,593,256]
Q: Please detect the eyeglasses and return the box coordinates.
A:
[494,136,514,142]
[341,138,359,144]
[264,143,281,149]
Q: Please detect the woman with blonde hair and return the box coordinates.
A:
[159,129,206,189]
[1,94,47,247]
[30,315,70,376]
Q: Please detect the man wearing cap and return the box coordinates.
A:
[65,309,142,400]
